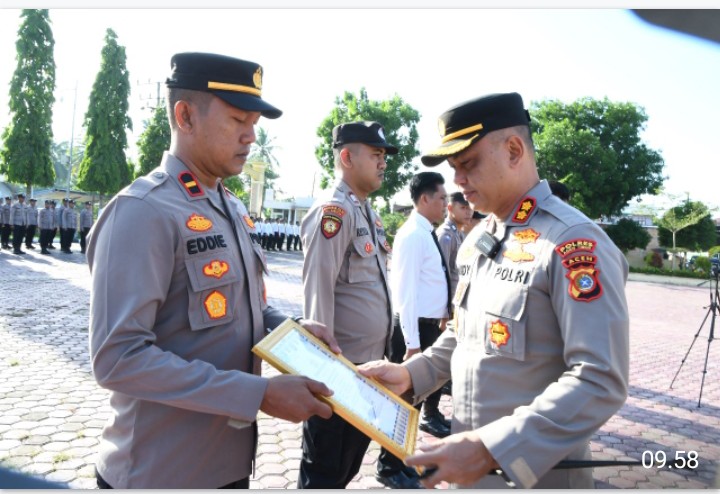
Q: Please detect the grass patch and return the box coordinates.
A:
[52,452,71,464]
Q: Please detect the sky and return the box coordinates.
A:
[1,8,720,212]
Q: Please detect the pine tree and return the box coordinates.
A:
[0,9,56,195]
[76,28,132,196]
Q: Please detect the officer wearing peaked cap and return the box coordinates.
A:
[297,121,414,489]
[10,193,27,255]
[87,52,339,489]
[24,198,38,249]
[39,200,54,254]
[360,92,630,489]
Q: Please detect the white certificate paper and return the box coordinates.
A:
[252,319,419,459]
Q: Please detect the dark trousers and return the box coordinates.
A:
[297,412,372,489]
[376,316,444,475]
[1,224,11,246]
[294,235,301,251]
[61,228,75,251]
[286,234,294,251]
[260,233,267,249]
[80,227,90,253]
[95,468,249,489]
[39,229,51,251]
[24,224,36,247]
[278,233,285,250]
[12,225,26,252]
[49,227,57,246]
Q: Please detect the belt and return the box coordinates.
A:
[418,317,441,325]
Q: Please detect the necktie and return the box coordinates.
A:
[431,230,452,317]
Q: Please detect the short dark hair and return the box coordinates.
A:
[449,191,468,205]
[166,87,213,130]
[410,172,445,204]
[549,180,570,202]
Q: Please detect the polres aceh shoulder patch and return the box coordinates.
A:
[321,215,342,239]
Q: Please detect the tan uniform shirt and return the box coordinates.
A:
[435,218,465,299]
[0,203,10,224]
[80,208,94,228]
[301,180,392,364]
[9,203,26,226]
[62,207,78,230]
[25,205,38,226]
[405,180,629,489]
[39,207,53,230]
[87,153,286,488]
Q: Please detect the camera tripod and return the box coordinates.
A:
[669,272,718,408]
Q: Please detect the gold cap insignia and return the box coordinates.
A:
[253,67,263,89]
[438,118,446,137]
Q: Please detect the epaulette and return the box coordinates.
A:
[120,169,169,200]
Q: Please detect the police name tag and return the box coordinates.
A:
[253,319,419,460]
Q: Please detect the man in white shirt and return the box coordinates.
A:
[390,172,451,434]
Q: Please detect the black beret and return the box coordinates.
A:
[421,92,531,167]
[166,52,281,119]
[68,199,75,204]
[332,121,398,154]
[44,200,50,204]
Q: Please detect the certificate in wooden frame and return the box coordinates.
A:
[252,319,419,460]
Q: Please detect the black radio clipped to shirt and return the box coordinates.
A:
[476,231,501,259]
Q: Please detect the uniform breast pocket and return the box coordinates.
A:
[185,256,240,331]
[348,236,378,283]
[482,285,529,361]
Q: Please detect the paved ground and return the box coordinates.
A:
[0,245,719,489]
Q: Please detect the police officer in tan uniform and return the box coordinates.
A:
[24,198,38,249]
[10,193,27,255]
[298,121,419,488]
[1,197,11,249]
[61,199,78,253]
[436,191,473,299]
[79,201,94,254]
[87,52,339,489]
[361,92,630,489]
[39,200,54,255]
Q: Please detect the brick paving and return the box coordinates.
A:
[0,245,719,489]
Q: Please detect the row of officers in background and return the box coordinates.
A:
[0,195,94,256]
[251,217,302,252]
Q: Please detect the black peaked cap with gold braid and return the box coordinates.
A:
[166,52,282,119]
[421,92,530,167]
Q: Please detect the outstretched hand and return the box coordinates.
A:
[260,375,333,423]
[357,360,412,396]
[299,318,342,355]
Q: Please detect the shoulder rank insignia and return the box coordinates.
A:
[512,197,536,223]
[178,171,203,197]
[186,213,213,232]
[204,290,227,319]
[322,205,346,217]
[321,215,342,239]
[203,260,230,279]
[243,215,255,229]
[489,319,510,347]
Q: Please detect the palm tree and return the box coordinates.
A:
[249,127,280,193]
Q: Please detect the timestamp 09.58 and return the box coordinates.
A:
[641,450,699,470]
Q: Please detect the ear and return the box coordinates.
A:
[339,148,353,170]
[506,135,525,166]
[173,100,194,133]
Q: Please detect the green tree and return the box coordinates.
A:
[315,88,421,207]
[604,218,651,253]
[249,127,280,190]
[51,140,84,190]
[135,104,170,178]
[0,9,56,195]
[655,200,709,270]
[76,28,132,196]
[658,201,717,253]
[223,175,249,203]
[531,97,664,218]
